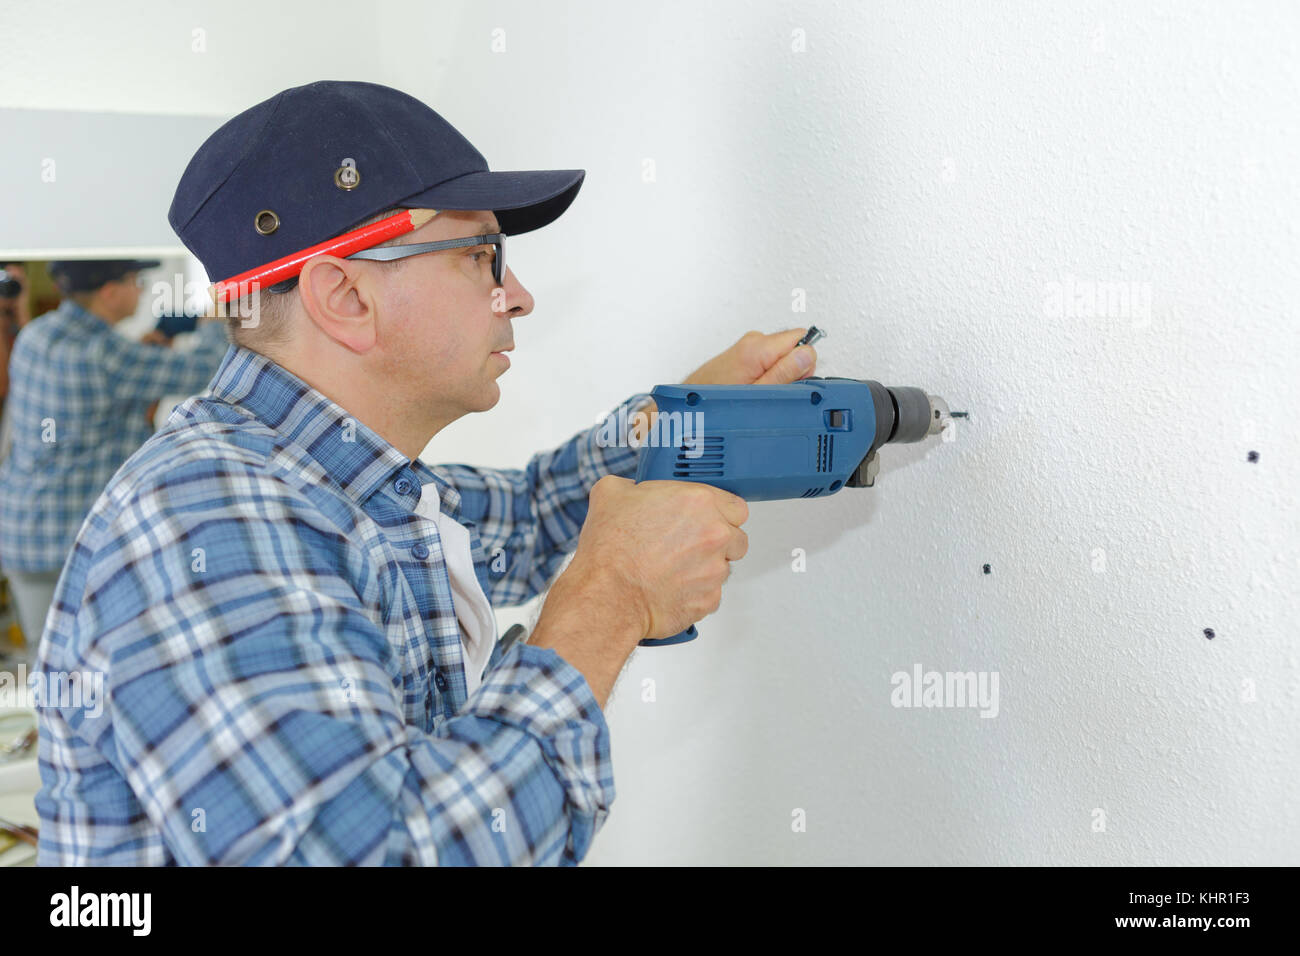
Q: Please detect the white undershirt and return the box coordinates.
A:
[414,482,497,698]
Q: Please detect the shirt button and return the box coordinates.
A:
[434,670,448,692]
[394,477,413,495]
[412,542,429,559]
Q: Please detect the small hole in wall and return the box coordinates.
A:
[1247,450,1259,463]
[982,564,991,575]
[1203,628,1216,640]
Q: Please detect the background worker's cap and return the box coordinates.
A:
[48,259,161,293]
[168,80,586,284]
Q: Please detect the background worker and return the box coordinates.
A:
[0,259,229,653]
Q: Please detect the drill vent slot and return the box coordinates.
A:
[816,434,834,473]
[673,436,724,478]
[800,487,824,498]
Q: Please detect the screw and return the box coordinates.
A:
[797,326,825,347]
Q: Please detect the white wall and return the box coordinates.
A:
[3,0,1295,865]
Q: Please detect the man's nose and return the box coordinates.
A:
[496,266,534,317]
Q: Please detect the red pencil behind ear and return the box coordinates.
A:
[211,208,437,304]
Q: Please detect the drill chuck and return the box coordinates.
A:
[848,383,952,488]
[864,383,952,451]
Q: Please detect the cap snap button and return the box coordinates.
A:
[334,158,360,190]
[254,209,280,235]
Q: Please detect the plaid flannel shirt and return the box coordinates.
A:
[33,341,651,865]
[0,300,230,573]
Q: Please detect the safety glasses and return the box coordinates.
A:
[267,232,506,294]
[347,233,506,287]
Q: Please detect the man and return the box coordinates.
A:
[0,259,229,653]
[34,80,818,866]
[0,262,33,406]
[0,262,32,480]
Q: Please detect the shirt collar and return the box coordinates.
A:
[206,344,462,517]
[58,298,111,328]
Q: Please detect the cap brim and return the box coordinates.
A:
[395,168,584,236]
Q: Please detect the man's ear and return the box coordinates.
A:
[298,255,377,352]
[91,286,116,318]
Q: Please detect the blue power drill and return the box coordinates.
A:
[632,371,955,647]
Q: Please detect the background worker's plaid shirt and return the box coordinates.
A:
[33,342,652,865]
[0,300,231,572]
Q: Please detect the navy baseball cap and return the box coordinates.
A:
[168,80,586,284]
[49,259,161,293]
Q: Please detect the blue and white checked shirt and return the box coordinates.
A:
[34,341,651,866]
[0,300,230,572]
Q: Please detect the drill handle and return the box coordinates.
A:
[639,625,699,647]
